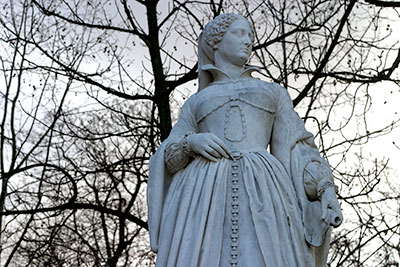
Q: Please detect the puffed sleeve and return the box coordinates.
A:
[164,141,190,174]
[303,161,334,200]
[164,96,198,174]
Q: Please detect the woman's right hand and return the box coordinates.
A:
[187,133,231,161]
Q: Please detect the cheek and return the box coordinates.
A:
[221,43,236,55]
[224,35,238,45]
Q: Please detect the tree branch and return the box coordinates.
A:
[365,0,400,7]
[293,0,357,106]
[166,64,198,90]
[0,202,148,230]
[294,48,400,83]
[28,38,153,101]
[32,0,148,40]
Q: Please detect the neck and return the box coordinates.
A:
[214,53,245,81]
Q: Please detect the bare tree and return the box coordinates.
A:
[1,0,399,266]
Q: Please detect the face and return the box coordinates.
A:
[215,19,254,67]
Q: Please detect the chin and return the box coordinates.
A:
[234,57,248,67]
[239,53,250,62]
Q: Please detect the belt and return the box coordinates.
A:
[230,147,266,160]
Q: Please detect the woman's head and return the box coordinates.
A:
[201,13,254,59]
[198,13,254,90]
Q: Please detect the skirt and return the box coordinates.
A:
[155,148,315,267]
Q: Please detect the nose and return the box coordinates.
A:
[243,35,251,47]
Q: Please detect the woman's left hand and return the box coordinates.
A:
[321,187,343,227]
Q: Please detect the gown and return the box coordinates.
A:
[148,66,336,267]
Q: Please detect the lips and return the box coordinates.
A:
[240,47,250,53]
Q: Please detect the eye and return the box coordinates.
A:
[231,30,242,37]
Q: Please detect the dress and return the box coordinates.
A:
[148,66,335,267]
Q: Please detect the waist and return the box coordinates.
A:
[229,147,266,160]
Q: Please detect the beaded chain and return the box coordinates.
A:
[317,180,338,200]
[181,131,195,157]
[230,152,242,266]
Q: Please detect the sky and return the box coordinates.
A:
[1,1,399,265]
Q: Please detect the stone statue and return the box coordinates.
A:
[148,13,343,267]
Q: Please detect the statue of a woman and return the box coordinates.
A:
[148,13,342,267]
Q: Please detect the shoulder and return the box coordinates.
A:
[175,93,198,117]
[253,80,289,100]
[251,79,283,91]
[261,82,291,99]
[261,81,286,92]
[253,81,293,109]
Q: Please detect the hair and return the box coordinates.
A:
[203,13,243,49]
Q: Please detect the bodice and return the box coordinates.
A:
[193,79,279,151]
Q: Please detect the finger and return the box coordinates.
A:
[326,197,341,215]
[331,201,340,212]
[321,202,328,222]
[211,136,231,158]
[208,142,230,159]
[200,150,218,162]
[205,145,221,158]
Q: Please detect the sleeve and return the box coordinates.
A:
[303,161,334,200]
[270,83,333,199]
[270,84,337,265]
[147,95,198,252]
[164,141,190,174]
[164,97,198,174]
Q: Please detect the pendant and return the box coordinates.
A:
[224,103,246,142]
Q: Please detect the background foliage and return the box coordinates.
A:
[1,0,400,266]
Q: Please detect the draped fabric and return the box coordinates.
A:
[147,77,333,267]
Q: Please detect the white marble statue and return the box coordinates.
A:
[148,13,343,267]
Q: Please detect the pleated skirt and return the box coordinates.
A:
[156,149,314,267]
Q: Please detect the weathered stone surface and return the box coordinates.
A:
[148,13,342,267]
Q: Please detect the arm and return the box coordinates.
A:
[164,97,230,175]
[164,137,192,175]
[147,96,197,252]
[302,152,342,226]
[163,97,197,174]
[270,83,342,226]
